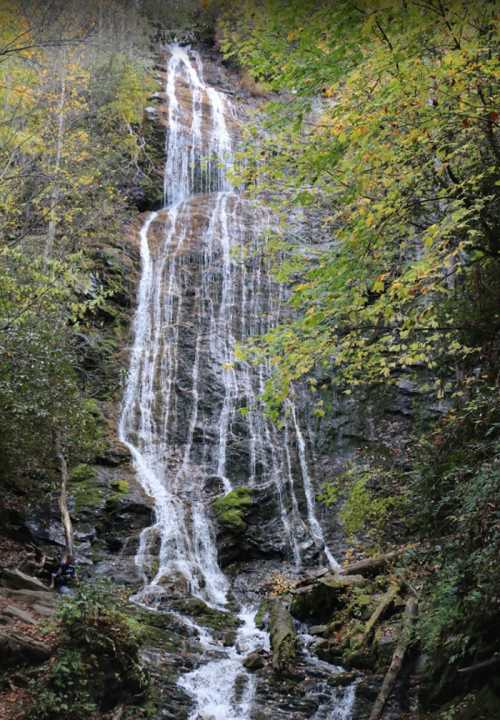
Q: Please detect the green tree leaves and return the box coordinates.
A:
[218,0,500,410]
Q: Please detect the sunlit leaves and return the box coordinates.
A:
[219,0,499,410]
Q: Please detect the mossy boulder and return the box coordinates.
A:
[213,486,253,532]
[170,596,241,634]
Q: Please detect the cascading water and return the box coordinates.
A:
[119,43,353,719]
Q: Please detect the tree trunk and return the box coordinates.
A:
[340,550,402,577]
[45,48,66,260]
[55,431,74,559]
[369,597,418,720]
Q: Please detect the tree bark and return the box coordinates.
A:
[369,597,418,720]
[55,431,74,559]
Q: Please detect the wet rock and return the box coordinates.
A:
[243,650,266,671]
[327,670,360,687]
[343,645,376,671]
[156,572,190,597]
[309,624,329,636]
[269,599,297,673]
[96,442,131,467]
[169,596,241,635]
[315,639,345,664]
[214,484,287,566]
[222,629,237,646]
[213,486,253,532]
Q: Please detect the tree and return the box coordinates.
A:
[218,0,500,414]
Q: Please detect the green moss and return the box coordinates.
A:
[255,599,269,629]
[213,486,253,531]
[73,483,103,512]
[340,477,399,538]
[70,464,96,484]
[317,481,340,508]
[110,478,129,503]
[70,464,103,512]
[171,597,241,633]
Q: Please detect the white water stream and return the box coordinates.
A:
[119,43,352,719]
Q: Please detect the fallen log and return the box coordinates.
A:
[293,568,329,589]
[269,599,297,673]
[340,551,402,577]
[360,584,400,647]
[368,597,418,720]
[458,654,500,674]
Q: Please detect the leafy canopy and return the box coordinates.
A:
[219,0,500,415]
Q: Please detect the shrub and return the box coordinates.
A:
[27,582,148,719]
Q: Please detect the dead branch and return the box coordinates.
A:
[369,597,418,720]
[360,584,400,646]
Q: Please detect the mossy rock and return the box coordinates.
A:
[72,480,103,513]
[343,646,376,671]
[170,597,241,633]
[255,599,269,630]
[110,478,129,503]
[70,464,97,484]
[213,486,253,532]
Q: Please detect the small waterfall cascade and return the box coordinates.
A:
[119,44,352,719]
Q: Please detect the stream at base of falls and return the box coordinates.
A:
[119,43,356,720]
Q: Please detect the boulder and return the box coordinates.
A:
[0,628,51,668]
[291,573,366,623]
[327,670,360,688]
[343,645,376,671]
[243,651,266,671]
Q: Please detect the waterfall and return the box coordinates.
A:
[119,43,347,719]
